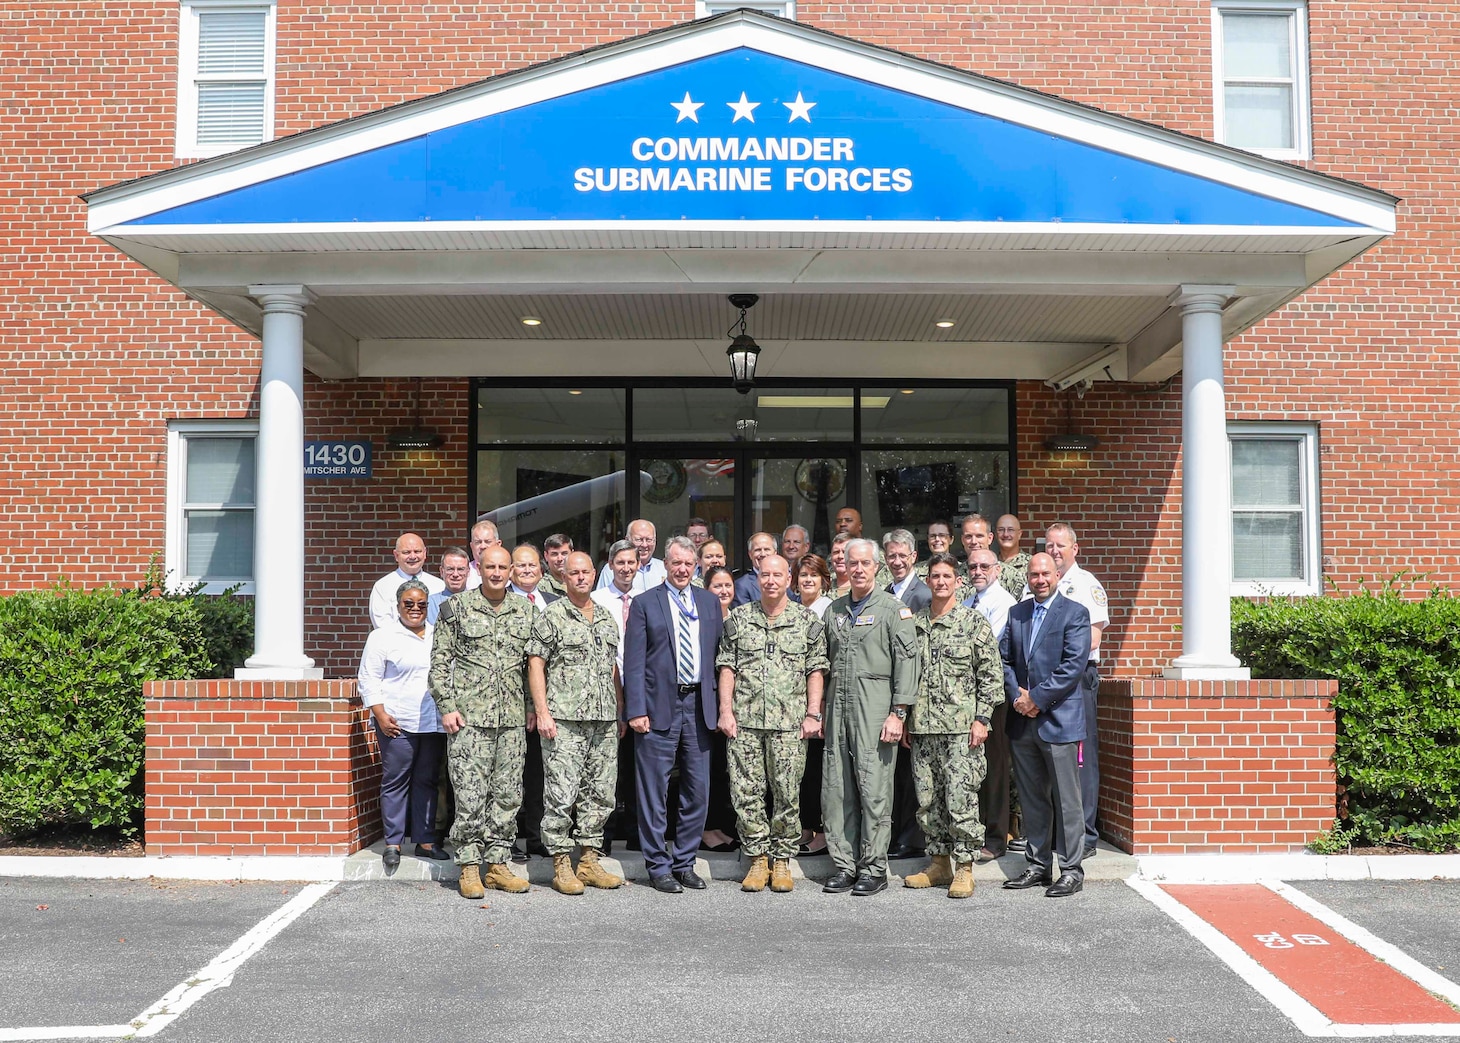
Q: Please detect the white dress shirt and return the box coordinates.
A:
[509,583,552,612]
[357,620,442,734]
[889,573,915,601]
[595,557,666,592]
[963,581,1016,641]
[805,594,833,620]
[369,568,445,630]
[591,584,641,670]
[664,582,701,684]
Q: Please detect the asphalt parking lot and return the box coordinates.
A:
[3,870,1458,1042]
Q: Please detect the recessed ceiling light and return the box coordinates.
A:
[568,389,583,396]
[900,389,915,395]
[934,319,955,328]
[521,316,543,326]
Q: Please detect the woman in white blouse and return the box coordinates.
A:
[359,578,446,868]
[796,553,834,619]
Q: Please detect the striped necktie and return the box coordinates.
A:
[675,589,696,685]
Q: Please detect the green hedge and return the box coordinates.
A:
[0,583,214,838]
[1233,584,1460,852]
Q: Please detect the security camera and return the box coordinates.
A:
[1044,346,1125,392]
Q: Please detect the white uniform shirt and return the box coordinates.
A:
[595,557,666,593]
[357,620,442,734]
[591,584,641,670]
[1057,561,1109,662]
[963,581,1017,641]
[369,568,445,630]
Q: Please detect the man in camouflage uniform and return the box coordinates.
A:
[995,514,1032,600]
[431,544,534,897]
[904,552,1005,898]
[716,554,828,893]
[540,533,573,598]
[822,538,920,897]
[526,551,626,895]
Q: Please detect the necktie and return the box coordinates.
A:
[1030,603,1047,646]
[621,592,631,625]
[676,589,696,685]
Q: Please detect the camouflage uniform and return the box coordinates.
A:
[823,588,920,879]
[998,550,1032,600]
[910,603,1005,862]
[716,602,830,859]
[541,572,568,598]
[525,598,621,855]
[916,558,972,602]
[430,588,534,868]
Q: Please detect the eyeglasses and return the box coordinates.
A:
[400,599,430,609]
[967,563,997,571]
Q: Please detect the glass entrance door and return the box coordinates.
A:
[628,446,851,572]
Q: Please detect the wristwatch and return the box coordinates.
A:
[804,711,823,722]
[892,706,908,721]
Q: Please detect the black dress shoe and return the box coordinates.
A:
[823,869,857,894]
[649,874,683,894]
[415,844,450,861]
[1006,836,1028,853]
[525,838,551,858]
[974,844,1006,864]
[673,869,708,890]
[886,844,924,860]
[1083,842,1098,859]
[851,873,888,896]
[1045,872,1084,898]
[381,845,401,868]
[797,841,829,857]
[509,840,528,864]
[1002,867,1052,890]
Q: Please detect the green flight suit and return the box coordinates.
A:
[822,587,920,879]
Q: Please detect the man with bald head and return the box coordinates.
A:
[716,554,827,892]
[999,552,1090,898]
[995,515,1032,600]
[596,519,666,592]
[370,532,445,629]
[733,531,779,607]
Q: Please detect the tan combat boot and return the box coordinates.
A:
[741,854,771,892]
[551,853,585,895]
[576,848,624,889]
[904,854,953,888]
[458,863,485,899]
[770,858,794,893]
[948,861,975,899]
[483,862,531,893]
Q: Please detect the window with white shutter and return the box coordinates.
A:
[167,421,258,593]
[177,1,276,158]
[1211,1,1310,159]
[1229,423,1320,596]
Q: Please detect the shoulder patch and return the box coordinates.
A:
[899,607,914,619]
[1092,585,1108,606]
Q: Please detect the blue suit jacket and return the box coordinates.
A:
[623,582,723,732]
[1000,592,1091,744]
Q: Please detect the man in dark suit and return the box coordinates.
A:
[999,552,1091,898]
[624,535,725,892]
[732,531,779,607]
[510,544,561,860]
[884,528,931,859]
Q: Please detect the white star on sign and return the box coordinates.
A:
[671,92,704,123]
[727,92,760,123]
[782,91,816,123]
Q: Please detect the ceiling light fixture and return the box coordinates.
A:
[387,377,444,451]
[521,316,543,326]
[725,293,761,394]
[934,319,955,329]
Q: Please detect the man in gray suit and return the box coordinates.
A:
[883,529,932,612]
[999,552,1091,898]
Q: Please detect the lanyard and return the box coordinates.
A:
[668,586,699,622]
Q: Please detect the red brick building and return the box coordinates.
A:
[5,2,1438,853]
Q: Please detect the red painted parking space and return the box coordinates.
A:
[1161,884,1460,1027]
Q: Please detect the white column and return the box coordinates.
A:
[238,285,322,679]
[1165,285,1249,680]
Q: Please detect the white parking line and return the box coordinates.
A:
[0,880,336,1042]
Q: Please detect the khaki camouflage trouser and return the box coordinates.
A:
[448,724,525,867]
[912,732,987,863]
[540,719,618,855]
[729,727,805,860]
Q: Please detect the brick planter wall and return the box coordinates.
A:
[144,679,383,856]
[1097,678,1337,855]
